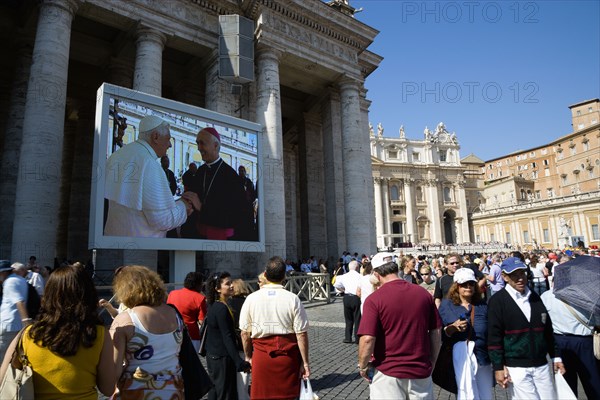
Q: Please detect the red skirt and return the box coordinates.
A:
[251,334,301,400]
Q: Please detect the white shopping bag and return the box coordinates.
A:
[299,378,318,400]
[554,372,576,400]
[237,371,250,400]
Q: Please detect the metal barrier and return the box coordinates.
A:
[96,273,332,304]
[282,273,331,303]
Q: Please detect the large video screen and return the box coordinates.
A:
[89,83,264,252]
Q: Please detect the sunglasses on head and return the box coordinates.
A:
[458,281,475,287]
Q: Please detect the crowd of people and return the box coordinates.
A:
[0,246,597,399]
[331,247,599,400]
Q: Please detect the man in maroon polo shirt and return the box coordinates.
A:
[357,253,442,399]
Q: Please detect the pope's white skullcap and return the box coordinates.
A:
[139,115,167,133]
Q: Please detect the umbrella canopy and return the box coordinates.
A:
[553,255,600,323]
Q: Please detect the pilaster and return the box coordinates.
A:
[373,178,384,249]
[321,90,346,263]
[404,179,416,244]
[300,113,327,258]
[456,182,470,242]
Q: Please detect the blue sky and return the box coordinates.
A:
[352,0,600,161]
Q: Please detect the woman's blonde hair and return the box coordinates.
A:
[257,272,267,287]
[113,265,167,308]
[232,278,251,296]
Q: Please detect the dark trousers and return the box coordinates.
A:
[343,294,361,342]
[206,354,239,400]
[554,334,600,399]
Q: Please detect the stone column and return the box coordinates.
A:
[338,77,370,254]
[321,91,346,263]
[255,47,286,265]
[426,181,442,243]
[456,183,470,242]
[133,26,166,96]
[381,179,390,247]
[0,40,32,260]
[124,25,166,267]
[107,57,134,88]
[404,179,416,244]
[360,87,376,254]
[11,0,79,266]
[284,147,298,261]
[373,178,384,249]
[205,52,237,115]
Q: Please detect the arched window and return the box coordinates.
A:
[390,186,399,200]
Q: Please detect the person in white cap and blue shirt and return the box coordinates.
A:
[104,115,195,237]
[487,257,565,399]
[0,260,30,363]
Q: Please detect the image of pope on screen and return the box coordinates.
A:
[104,115,194,237]
[103,115,257,241]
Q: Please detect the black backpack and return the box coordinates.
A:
[26,283,41,319]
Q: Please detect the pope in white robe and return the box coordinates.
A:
[104,115,189,237]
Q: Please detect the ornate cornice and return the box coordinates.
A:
[188,0,240,16]
[244,0,376,51]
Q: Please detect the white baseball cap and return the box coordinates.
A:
[453,268,477,284]
[371,252,395,269]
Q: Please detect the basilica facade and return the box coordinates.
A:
[370,122,472,249]
[0,0,382,277]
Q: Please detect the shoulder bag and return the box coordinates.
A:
[0,328,35,400]
[168,305,214,400]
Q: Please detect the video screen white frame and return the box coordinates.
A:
[89,83,264,252]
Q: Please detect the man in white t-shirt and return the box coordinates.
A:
[239,256,310,399]
[0,261,30,362]
[334,260,363,343]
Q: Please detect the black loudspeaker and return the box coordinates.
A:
[219,15,254,83]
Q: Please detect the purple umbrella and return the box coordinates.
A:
[553,255,600,323]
